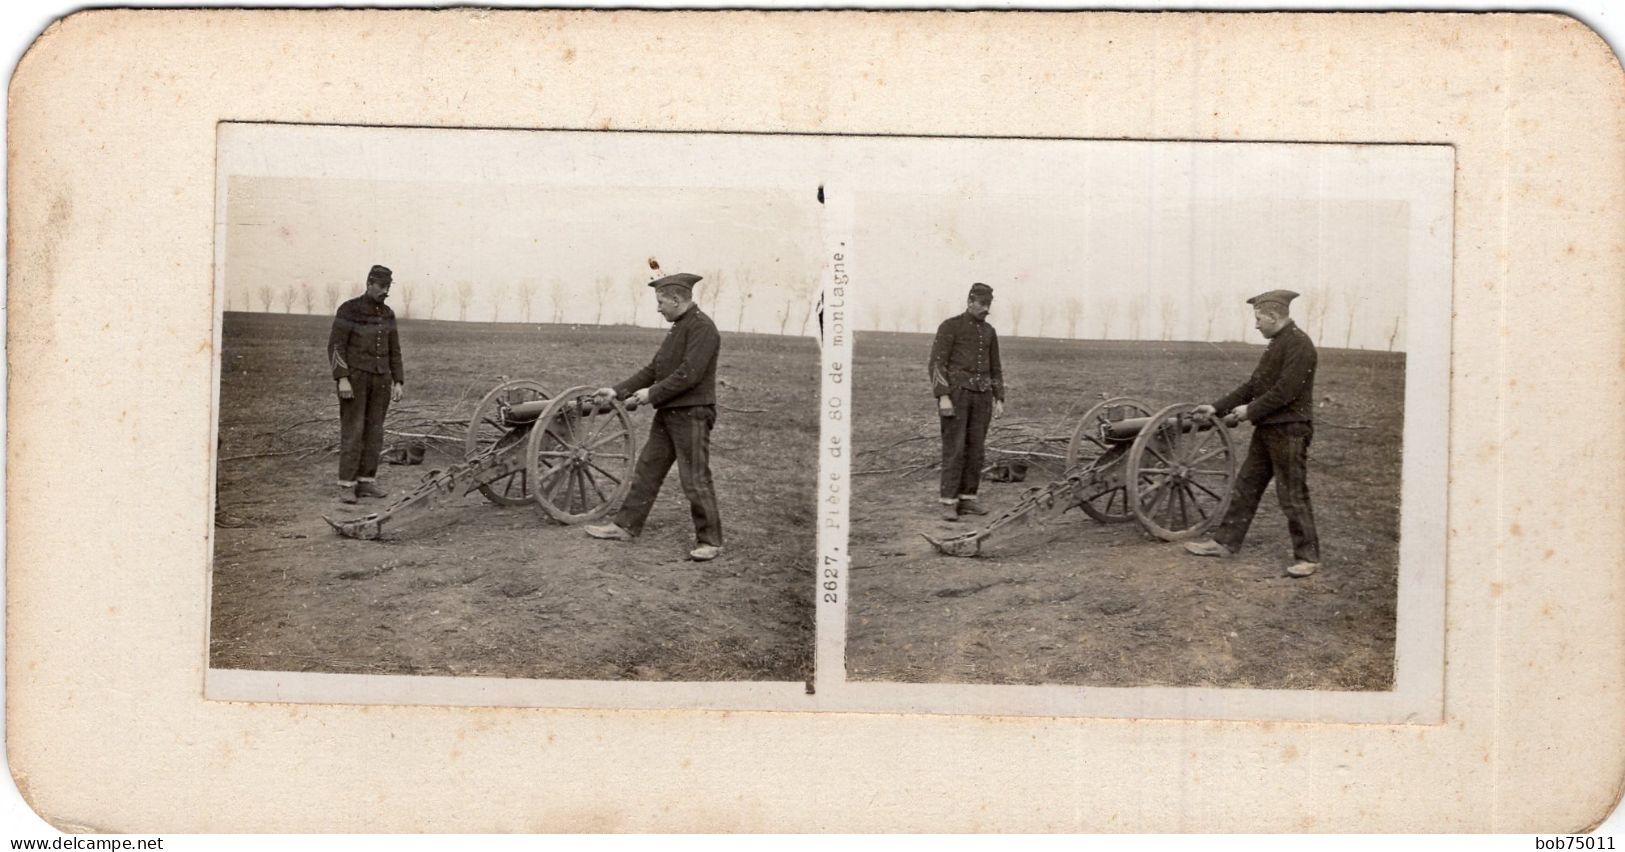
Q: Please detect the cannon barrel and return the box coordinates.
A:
[502,395,639,426]
[1102,414,1227,442]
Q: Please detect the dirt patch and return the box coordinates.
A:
[210,313,816,682]
[849,333,1401,690]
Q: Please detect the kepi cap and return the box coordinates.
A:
[1246,289,1299,312]
[367,264,393,286]
[649,272,702,293]
[968,282,994,302]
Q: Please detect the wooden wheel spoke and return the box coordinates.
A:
[535,450,573,458]
[1145,444,1175,467]
[1189,467,1232,478]
[1187,446,1229,467]
[1146,482,1174,516]
[1138,477,1171,511]
[1182,482,1211,521]
[1138,465,1174,476]
[586,460,623,485]
[563,468,577,512]
[1188,477,1225,502]
[1184,426,1216,460]
[581,410,618,450]
[586,427,629,450]
[1167,422,1187,458]
[575,467,593,512]
[575,465,594,513]
[581,466,608,503]
[546,464,574,501]
[592,452,630,461]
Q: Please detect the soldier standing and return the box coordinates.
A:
[328,264,404,505]
[583,273,724,561]
[929,282,1005,522]
[1183,289,1321,577]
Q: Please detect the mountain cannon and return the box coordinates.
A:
[324,380,640,540]
[924,398,1241,557]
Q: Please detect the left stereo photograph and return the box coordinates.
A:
[206,123,823,709]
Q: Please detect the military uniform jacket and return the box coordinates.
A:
[1214,320,1317,425]
[929,312,1005,401]
[328,295,404,383]
[614,304,720,408]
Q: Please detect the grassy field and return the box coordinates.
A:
[210,312,817,682]
[848,331,1404,691]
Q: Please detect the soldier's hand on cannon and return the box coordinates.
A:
[993,399,1005,420]
[632,388,651,408]
[938,395,955,417]
[336,377,354,400]
[1191,403,1216,423]
[1229,404,1249,424]
[593,386,617,404]
[391,382,404,403]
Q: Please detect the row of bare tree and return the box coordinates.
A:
[232,278,1401,350]
[231,272,823,337]
[867,287,1403,351]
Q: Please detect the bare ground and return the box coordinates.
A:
[210,313,816,682]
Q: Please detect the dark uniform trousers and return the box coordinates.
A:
[1211,421,1320,563]
[339,371,393,484]
[940,387,995,502]
[614,405,723,546]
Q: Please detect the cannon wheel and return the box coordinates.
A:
[465,379,551,506]
[526,385,638,524]
[1124,403,1238,541]
[1066,396,1153,522]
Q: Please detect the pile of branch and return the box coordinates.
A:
[221,377,777,466]
[853,417,1075,480]
[219,404,470,464]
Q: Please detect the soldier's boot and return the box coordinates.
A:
[957,497,990,516]
[584,522,634,541]
[355,481,389,500]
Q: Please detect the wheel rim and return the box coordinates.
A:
[1067,396,1152,523]
[527,385,638,524]
[1125,403,1237,541]
[464,379,550,506]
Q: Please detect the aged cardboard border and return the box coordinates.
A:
[8,10,1623,832]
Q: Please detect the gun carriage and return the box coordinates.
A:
[325,380,640,540]
[925,398,1242,557]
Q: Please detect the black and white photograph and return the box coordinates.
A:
[207,125,822,701]
[8,5,1625,835]
[831,139,1451,719]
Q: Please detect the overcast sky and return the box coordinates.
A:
[223,176,822,334]
[218,125,1450,350]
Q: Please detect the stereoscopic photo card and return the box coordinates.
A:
[7,9,1623,832]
